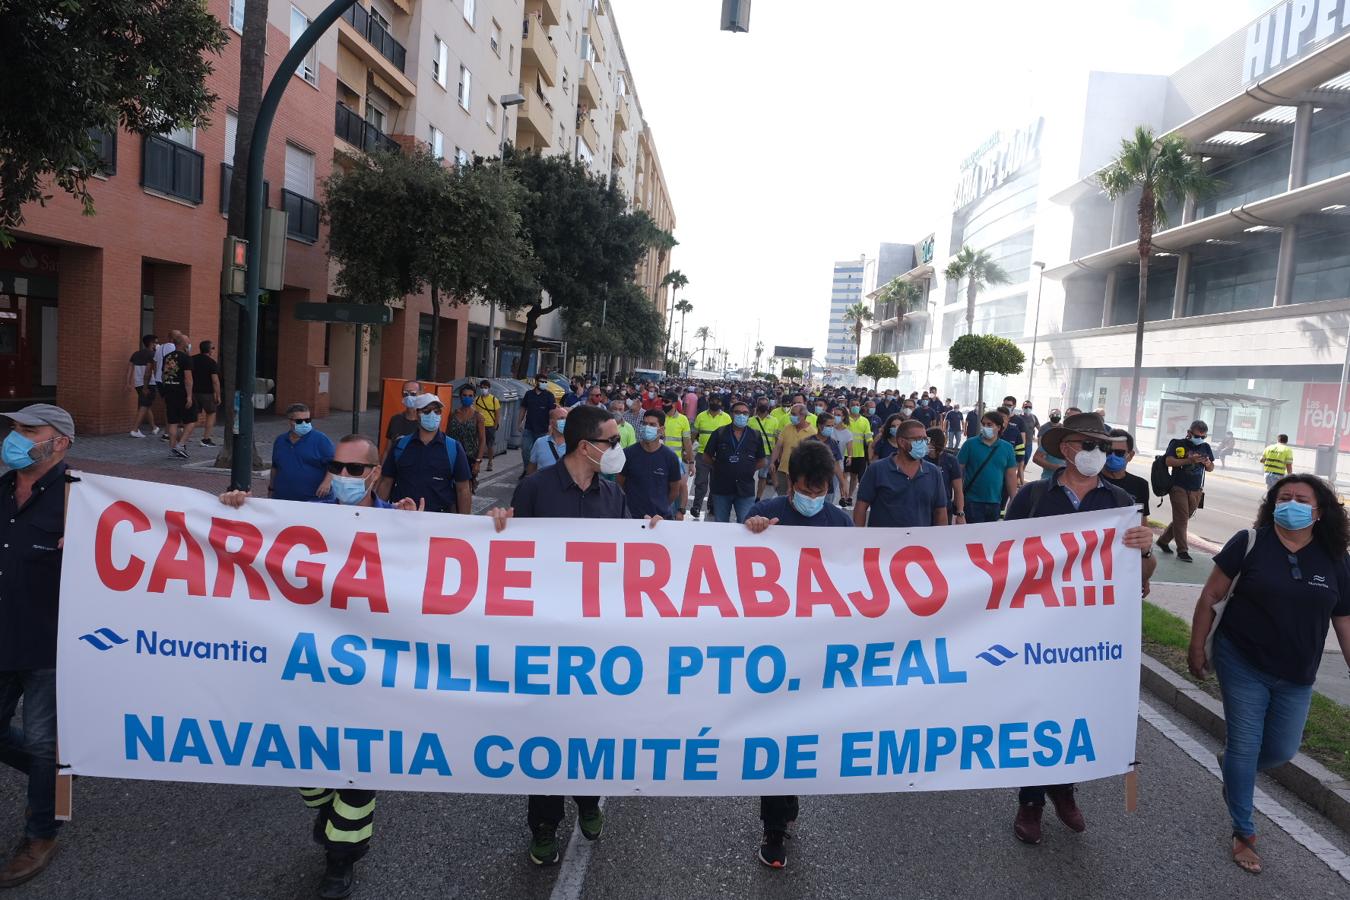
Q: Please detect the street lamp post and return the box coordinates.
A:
[485,93,526,378]
[1026,261,1046,404]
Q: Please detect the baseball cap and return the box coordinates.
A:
[411,393,443,410]
[2,403,75,442]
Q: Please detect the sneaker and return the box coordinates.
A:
[129,430,144,438]
[317,854,355,900]
[1047,785,1086,833]
[0,837,58,888]
[160,431,170,440]
[1155,539,1173,554]
[1177,551,1193,563]
[578,805,604,841]
[173,447,189,459]
[757,829,788,869]
[528,825,560,866]
[200,437,216,447]
[1013,803,1044,844]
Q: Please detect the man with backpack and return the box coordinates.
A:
[1004,411,1154,845]
[376,394,472,514]
[1156,419,1214,563]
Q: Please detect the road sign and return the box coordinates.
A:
[293,302,394,325]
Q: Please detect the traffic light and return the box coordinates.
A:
[721,0,750,32]
[221,236,247,296]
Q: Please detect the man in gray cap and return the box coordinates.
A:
[0,404,75,886]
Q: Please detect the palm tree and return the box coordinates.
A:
[661,269,689,366]
[754,340,764,373]
[694,326,712,369]
[876,277,925,358]
[842,301,873,363]
[676,298,693,370]
[944,246,1011,337]
[1099,126,1217,432]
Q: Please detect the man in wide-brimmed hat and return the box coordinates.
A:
[1002,410,1156,847]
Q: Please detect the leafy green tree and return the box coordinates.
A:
[0,0,228,239]
[781,365,803,381]
[564,282,664,374]
[944,246,1011,336]
[856,353,899,389]
[1098,126,1217,430]
[948,334,1024,414]
[842,301,873,359]
[754,371,776,383]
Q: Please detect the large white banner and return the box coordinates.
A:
[58,473,1141,796]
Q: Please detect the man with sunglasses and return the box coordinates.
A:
[377,395,472,514]
[1004,412,1154,846]
[268,403,335,502]
[221,433,416,898]
[385,380,423,444]
[488,404,663,866]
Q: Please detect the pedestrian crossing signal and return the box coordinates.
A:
[222,236,247,296]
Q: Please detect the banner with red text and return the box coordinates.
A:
[58,473,1142,795]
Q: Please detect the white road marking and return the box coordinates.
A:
[549,797,607,900]
[1139,699,1350,883]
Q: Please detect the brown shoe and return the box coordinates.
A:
[1047,785,1087,832]
[1014,803,1043,844]
[0,837,59,887]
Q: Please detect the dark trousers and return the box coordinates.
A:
[965,501,1003,524]
[1018,783,1072,805]
[0,668,61,840]
[301,787,376,861]
[528,794,600,830]
[760,795,798,832]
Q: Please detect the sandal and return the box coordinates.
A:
[1231,834,1262,874]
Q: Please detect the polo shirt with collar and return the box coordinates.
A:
[0,462,68,670]
[511,457,630,520]
[381,429,472,513]
[270,428,336,501]
[856,456,946,528]
[1005,469,1134,520]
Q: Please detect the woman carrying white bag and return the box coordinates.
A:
[1188,474,1350,876]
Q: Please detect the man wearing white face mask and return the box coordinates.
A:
[1002,411,1155,847]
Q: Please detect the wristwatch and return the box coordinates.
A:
[1142,549,1153,558]
[953,510,965,518]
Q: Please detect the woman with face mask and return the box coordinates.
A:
[870,413,905,463]
[1188,474,1350,875]
[447,385,487,491]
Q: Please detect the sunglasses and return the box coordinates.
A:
[401,391,418,397]
[1107,449,1127,458]
[291,417,312,425]
[1066,439,1109,452]
[327,461,374,476]
[589,436,623,449]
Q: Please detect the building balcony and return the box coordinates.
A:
[587,4,605,56]
[578,115,600,157]
[614,94,631,133]
[579,61,603,109]
[281,189,320,243]
[516,91,554,150]
[521,16,557,86]
[334,103,400,154]
[338,4,415,98]
[612,136,627,168]
[527,0,561,28]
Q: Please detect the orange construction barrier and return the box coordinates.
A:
[378,377,451,460]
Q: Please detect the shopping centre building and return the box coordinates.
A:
[875,1,1350,465]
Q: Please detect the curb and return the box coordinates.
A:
[1140,653,1350,832]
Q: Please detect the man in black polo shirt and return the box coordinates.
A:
[1104,427,1157,597]
[1004,412,1154,847]
[489,405,663,867]
[0,404,76,887]
[704,399,767,523]
[518,377,557,476]
[376,394,472,513]
[1156,419,1214,563]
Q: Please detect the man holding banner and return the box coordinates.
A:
[1004,411,1153,845]
[221,433,418,899]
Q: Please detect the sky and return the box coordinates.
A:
[612,0,1275,370]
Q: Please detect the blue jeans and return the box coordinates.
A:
[1214,632,1313,838]
[947,428,961,449]
[711,494,755,523]
[965,501,1002,524]
[0,668,62,839]
[521,429,542,468]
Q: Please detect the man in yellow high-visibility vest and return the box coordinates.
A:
[1260,433,1294,489]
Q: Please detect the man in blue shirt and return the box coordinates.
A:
[853,418,948,527]
[618,408,682,519]
[945,404,964,449]
[1157,418,1215,562]
[527,408,569,475]
[221,432,416,898]
[742,440,850,870]
[704,399,768,523]
[268,403,335,501]
[376,394,472,514]
[956,409,1019,523]
[517,377,557,472]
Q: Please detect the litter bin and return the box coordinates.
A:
[449,377,520,457]
[502,379,534,449]
[1315,443,1336,479]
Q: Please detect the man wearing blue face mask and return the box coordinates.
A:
[376,395,472,513]
[268,403,335,502]
[618,409,683,519]
[704,399,768,523]
[1157,419,1214,562]
[0,404,76,887]
[742,440,851,869]
[852,418,948,527]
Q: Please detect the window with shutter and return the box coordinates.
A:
[284,144,315,198]
[229,0,245,32]
[434,38,447,88]
[225,112,239,163]
[458,66,471,110]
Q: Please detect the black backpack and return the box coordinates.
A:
[1150,454,1173,498]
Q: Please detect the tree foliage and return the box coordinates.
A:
[0,0,228,239]
[856,353,899,388]
[842,301,873,356]
[781,365,803,380]
[948,334,1024,412]
[944,246,1011,334]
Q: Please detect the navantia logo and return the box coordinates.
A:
[78,627,129,652]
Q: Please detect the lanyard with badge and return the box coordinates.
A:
[725,427,749,465]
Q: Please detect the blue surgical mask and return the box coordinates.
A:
[2,431,38,470]
[1191,436,1205,445]
[820,426,834,439]
[419,412,441,432]
[889,426,899,437]
[980,425,996,440]
[789,415,800,426]
[293,421,313,437]
[555,420,566,434]
[850,406,861,415]
[403,394,417,409]
[330,474,369,505]
[814,405,825,414]
[908,439,929,460]
[639,424,659,443]
[1104,453,1128,473]
[792,491,826,517]
[733,414,749,428]
[1274,500,1315,531]
[459,396,474,408]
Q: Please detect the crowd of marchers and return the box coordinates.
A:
[1,369,1348,896]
